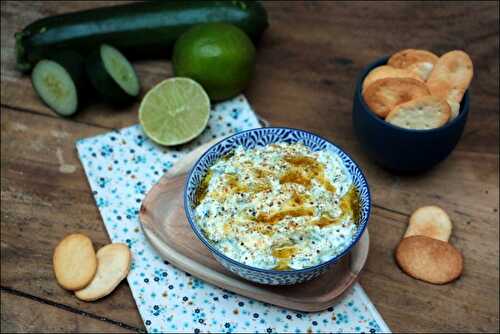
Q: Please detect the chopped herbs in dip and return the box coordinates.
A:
[194,143,359,270]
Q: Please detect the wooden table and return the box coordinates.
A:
[1,1,498,332]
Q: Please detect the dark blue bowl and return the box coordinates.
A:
[352,56,470,172]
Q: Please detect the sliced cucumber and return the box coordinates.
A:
[86,44,140,105]
[31,51,86,116]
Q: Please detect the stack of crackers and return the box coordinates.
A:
[396,206,463,284]
[363,49,474,130]
[53,234,131,301]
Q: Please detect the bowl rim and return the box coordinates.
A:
[183,127,371,275]
[356,56,470,133]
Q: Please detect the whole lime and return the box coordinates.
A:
[172,22,256,101]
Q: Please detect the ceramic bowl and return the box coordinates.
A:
[184,127,371,285]
[352,56,470,172]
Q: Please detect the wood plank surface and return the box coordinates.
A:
[2,2,498,153]
[1,291,136,333]
[1,1,499,333]
[1,107,145,331]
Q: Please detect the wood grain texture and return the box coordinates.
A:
[1,1,498,152]
[1,291,136,333]
[1,1,499,332]
[1,107,145,331]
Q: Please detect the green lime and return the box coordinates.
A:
[139,78,210,146]
[172,22,256,101]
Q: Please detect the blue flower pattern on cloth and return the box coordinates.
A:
[76,95,390,333]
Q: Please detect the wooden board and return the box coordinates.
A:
[1,1,498,332]
[139,143,369,311]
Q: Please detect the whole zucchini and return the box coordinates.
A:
[15,0,269,72]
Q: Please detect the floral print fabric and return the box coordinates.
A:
[76,95,390,333]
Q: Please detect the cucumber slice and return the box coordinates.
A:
[101,45,140,97]
[31,60,78,116]
[86,44,140,105]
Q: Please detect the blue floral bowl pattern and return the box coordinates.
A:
[184,127,371,285]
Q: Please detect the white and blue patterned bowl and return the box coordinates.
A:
[184,127,371,285]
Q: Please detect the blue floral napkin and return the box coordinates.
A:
[76,95,390,333]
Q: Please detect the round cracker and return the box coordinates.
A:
[447,99,460,121]
[426,50,473,104]
[75,243,131,302]
[362,77,430,118]
[406,61,435,81]
[385,96,451,130]
[53,233,97,290]
[388,49,439,69]
[405,205,452,241]
[395,235,463,284]
[362,65,423,92]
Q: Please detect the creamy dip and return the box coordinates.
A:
[194,143,359,270]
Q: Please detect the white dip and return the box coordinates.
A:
[194,143,359,270]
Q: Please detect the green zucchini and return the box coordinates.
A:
[31,51,87,116]
[86,44,140,105]
[15,1,269,72]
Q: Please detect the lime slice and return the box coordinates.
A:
[139,78,210,146]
